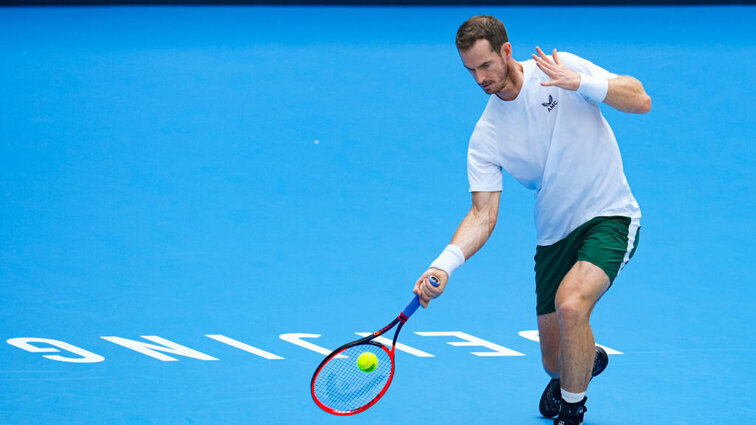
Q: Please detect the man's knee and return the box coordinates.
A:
[554,292,593,328]
[555,261,609,327]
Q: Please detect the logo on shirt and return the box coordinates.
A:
[541,94,558,112]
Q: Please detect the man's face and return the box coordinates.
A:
[459,39,510,95]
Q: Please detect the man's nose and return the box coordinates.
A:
[474,71,486,85]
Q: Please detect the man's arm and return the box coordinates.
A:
[413,191,501,307]
[449,190,501,259]
[603,76,652,114]
[532,47,651,114]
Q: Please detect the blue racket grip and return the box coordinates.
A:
[402,275,441,319]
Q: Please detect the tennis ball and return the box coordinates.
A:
[357,352,378,373]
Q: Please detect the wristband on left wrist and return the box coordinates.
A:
[576,72,609,103]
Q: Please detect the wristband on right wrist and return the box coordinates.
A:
[429,244,465,277]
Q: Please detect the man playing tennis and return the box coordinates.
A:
[413,15,650,425]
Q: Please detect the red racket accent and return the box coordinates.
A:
[311,342,395,415]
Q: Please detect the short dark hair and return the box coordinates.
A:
[456,15,509,54]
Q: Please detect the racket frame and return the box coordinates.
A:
[310,315,407,415]
[310,275,439,415]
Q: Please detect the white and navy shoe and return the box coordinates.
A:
[554,396,587,425]
[539,346,608,418]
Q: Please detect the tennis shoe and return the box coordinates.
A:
[539,346,608,418]
[553,397,587,425]
[539,378,561,418]
[592,345,608,377]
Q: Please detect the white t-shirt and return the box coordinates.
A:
[467,52,641,246]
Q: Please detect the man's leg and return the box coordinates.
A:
[537,312,562,418]
[554,260,610,395]
[538,312,560,377]
[538,290,608,418]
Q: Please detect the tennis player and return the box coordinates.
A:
[412,15,650,425]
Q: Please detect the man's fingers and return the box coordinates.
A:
[533,50,546,66]
[552,49,561,65]
[536,46,556,65]
[533,54,557,75]
[412,278,422,295]
[414,268,447,309]
[535,46,548,60]
[418,283,431,308]
[421,280,434,298]
[532,55,547,71]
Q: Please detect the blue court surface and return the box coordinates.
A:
[1,5,755,425]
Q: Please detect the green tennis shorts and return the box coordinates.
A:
[534,216,640,316]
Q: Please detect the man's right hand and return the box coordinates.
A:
[412,268,448,308]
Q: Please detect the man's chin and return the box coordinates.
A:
[481,85,499,95]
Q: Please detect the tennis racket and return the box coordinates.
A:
[310,274,440,415]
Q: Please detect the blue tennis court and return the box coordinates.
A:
[1,5,754,425]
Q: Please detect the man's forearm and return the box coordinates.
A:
[449,205,498,260]
[603,76,652,114]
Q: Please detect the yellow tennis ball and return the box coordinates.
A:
[357,352,378,372]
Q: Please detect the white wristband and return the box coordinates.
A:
[576,72,609,103]
[430,244,465,277]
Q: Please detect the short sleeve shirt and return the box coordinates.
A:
[467,52,641,246]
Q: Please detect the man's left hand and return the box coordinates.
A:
[532,46,580,91]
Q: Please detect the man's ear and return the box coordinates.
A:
[500,42,512,59]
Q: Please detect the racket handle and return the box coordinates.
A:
[402,275,440,318]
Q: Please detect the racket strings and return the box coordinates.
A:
[312,343,392,413]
